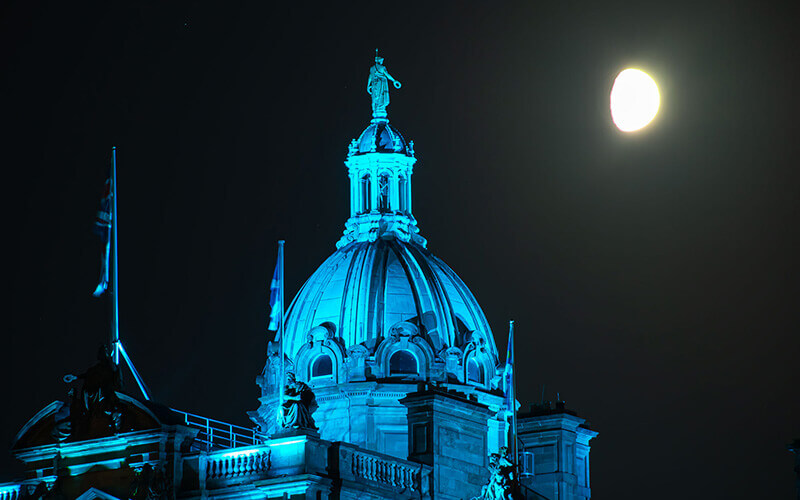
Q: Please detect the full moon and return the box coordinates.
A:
[610,68,660,132]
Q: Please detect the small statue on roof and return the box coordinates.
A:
[367,49,402,119]
[277,372,317,430]
[63,345,124,434]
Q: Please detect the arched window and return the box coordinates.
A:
[360,174,371,213]
[378,173,390,213]
[398,175,408,213]
[311,355,333,379]
[467,358,485,385]
[389,350,418,375]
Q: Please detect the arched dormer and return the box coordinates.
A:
[462,330,496,390]
[294,323,346,387]
[373,321,435,380]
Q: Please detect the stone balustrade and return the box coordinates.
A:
[349,449,420,491]
[0,486,20,500]
[206,447,271,480]
[337,443,430,496]
[192,434,432,498]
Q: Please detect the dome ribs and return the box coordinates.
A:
[284,249,350,361]
[338,242,367,352]
[369,242,391,347]
[342,243,373,351]
[386,240,426,333]
[428,255,497,360]
[394,242,458,352]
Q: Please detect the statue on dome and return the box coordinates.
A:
[367,50,401,119]
[278,372,317,430]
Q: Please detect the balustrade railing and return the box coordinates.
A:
[206,448,271,480]
[171,409,266,452]
[0,486,20,500]
[349,449,421,492]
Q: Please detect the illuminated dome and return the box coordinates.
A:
[263,112,501,389]
[253,67,506,453]
[283,238,498,363]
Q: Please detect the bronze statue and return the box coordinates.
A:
[474,447,521,500]
[278,372,317,430]
[129,463,169,500]
[367,50,401,118]
[63,345,123,434]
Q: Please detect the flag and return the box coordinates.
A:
[267,243,283,333]
[93,176,113,297]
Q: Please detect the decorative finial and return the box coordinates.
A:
[367,50,401,121]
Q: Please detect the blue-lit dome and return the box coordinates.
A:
[354,120,411,155]
[282,238,498,364]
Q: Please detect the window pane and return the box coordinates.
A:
[389,350,418,375]
[467,358,484,384]
[312,355,333,378]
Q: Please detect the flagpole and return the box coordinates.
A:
[111,146,120,366]
[278,240,286,414]
[509,320,518,465]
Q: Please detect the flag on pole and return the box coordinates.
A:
[267,243,284,334]
[92,176,113,297]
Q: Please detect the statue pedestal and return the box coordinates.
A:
[269,427,320,440]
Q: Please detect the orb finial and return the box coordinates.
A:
[367,50,401,121]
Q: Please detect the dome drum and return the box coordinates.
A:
[257,318,499,396]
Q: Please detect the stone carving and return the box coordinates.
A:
[129,463,169,500]
[474,447,521,500]
[367,50,401,118]
[62,345,124,435]
[278,372,317,430]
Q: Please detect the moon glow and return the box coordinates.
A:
[610,68,660,132]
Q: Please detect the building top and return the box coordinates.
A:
[265,54,500,400]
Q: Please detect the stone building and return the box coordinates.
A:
[1,59,597,500]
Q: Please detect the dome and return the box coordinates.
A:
[282,238,498,365]
[353,120,411,155]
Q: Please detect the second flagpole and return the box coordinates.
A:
[111,146,120,366]
[278,240,286,418]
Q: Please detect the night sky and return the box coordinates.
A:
[2,1,799,498]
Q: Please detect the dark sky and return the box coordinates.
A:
[2,1,798,498]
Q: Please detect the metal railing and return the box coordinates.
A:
[171,409,267,452]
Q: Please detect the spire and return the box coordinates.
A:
[337,54,423,249]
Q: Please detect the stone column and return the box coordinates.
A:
[390,172,399,212]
